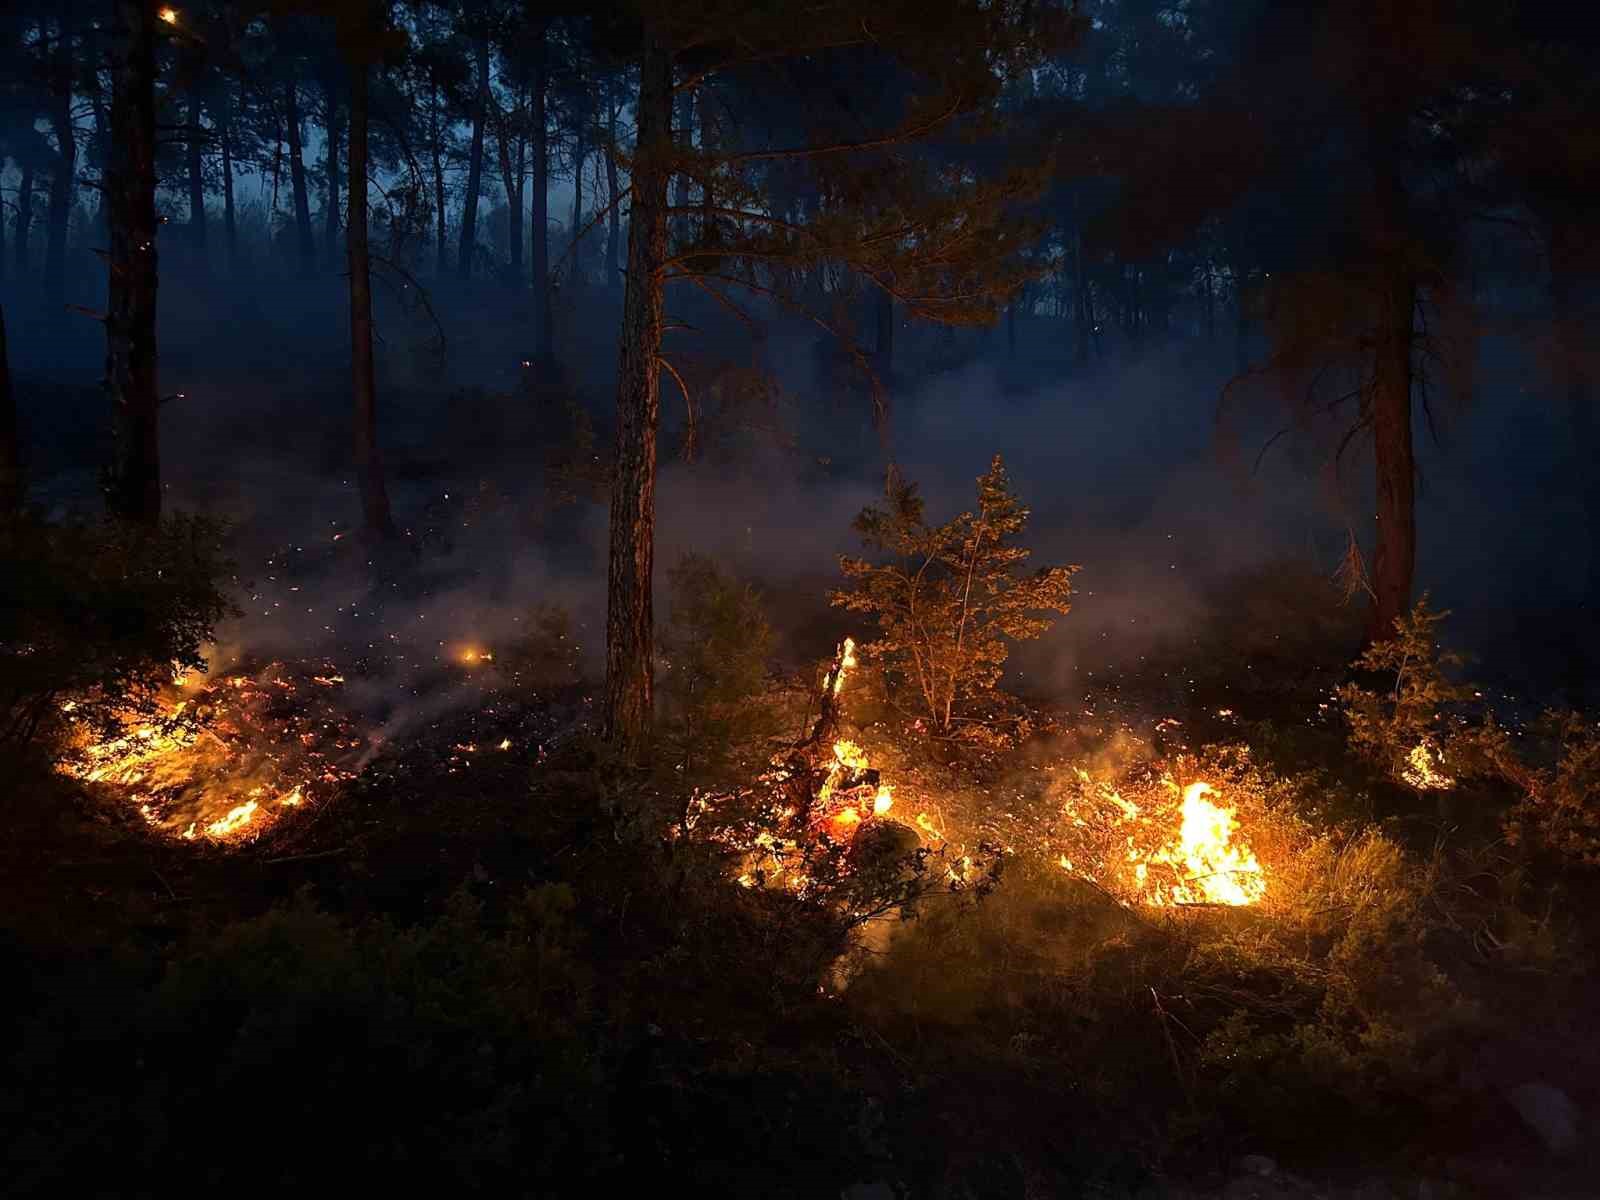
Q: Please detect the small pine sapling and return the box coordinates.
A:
[832,455,1076,737]
[1336,595,1478,795]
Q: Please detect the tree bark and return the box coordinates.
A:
[347,60,393,538]
[495,91,524,279]
[875,287,893,375]
[45,16,77,312]
[0,303,19,510]
[15,165,34,275]
[605,91,620,290]
[285,80,315,276]
[569,131,585,288]
[186,92,208,258]
[1367,270,1416,642]
[220,105,238,274]
[458,23,490,280]
[322,70,342,273]
[530,24,552,360]
[603,41,672,750]
[105,0,161,525]
[430,78,447,277]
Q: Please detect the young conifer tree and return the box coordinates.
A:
[833,455,1076,735]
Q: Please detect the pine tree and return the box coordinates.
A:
[595,0,1080,750]
[833,455,1076,735]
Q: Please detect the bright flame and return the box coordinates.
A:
[158,7,178,24]
[1149,782,1265,907]
[203,800,258,839]
[497,738,512,751]
[831,637,857,696]
[1402,741,1454,791]
[873,784,893,815]
[1057,771,1265,907]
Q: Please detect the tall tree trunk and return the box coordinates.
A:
[15,165,34,275]
[220,106,238,274]
[186,93,207,258]
[458,25,490,281]
[0,167,6,282]
[347,61,393,538]
[875,287,893,375]
[323,71,342,273]
[1550,219,1599,702]
[86,18,111,243]
[530,24,552,360]
[605,94,620,290]
[495,94,523,280]
[430,78,447,277]
[45,17,77,313]
[603,41,672,750]
[0,303,19,510]
[285,80,315,276]
[105,0,161,525]
[568,138,584,288]
[1368,270,1416,643]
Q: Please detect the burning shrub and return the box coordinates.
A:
[833,455,1076,739]
[1336,595,1481,798]
[0,512,234,757]
[658,553,778,779]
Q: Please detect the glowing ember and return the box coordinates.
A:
[457,646,494,666]
[1402,741,1454,791]
[497,738,512,751]
[873,784,894,815]
[158,6,179,25]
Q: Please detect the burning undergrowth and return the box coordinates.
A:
[60,660,369,844]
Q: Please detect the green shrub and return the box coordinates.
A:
[658,553,778,780]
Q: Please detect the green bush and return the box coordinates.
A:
[657,553,778,780]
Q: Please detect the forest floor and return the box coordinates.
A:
[6,640,1599,1198]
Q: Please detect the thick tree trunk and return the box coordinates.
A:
[430,79,447,277]
[186,93,207,256]
[347,62,393,538]
[605,97,620,290]
[322,72,342,273]
[0,303,19,510]
[603,41,672,750]
[15,165,34,275]
[1367,271,1416,642]
[458,27,490,281]
[105,0,161,525]
[285,81,315,276]
[1550,222,1600,702]
[530,25,552,360]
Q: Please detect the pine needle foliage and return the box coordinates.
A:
[832,455,1075,736]
[659,553,775,777]
[1336,595,1476,790]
